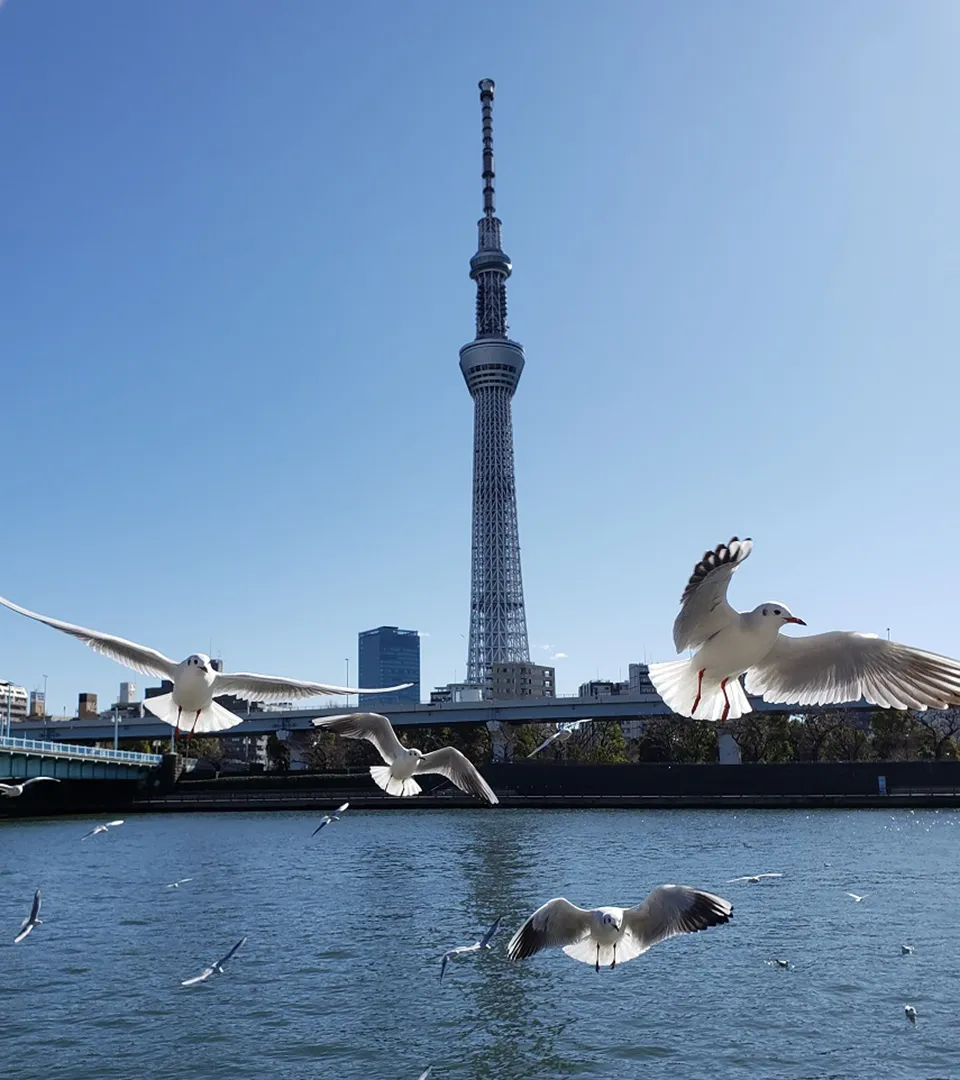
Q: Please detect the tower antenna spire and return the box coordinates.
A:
[460,78,531,691]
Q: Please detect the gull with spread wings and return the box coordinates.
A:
[440,916,502,982]
[0,777,59,798]
[313,713,498,804]
[14,889,42,944]
[181,937,247,986]
[507,885,732,972]
[649,537,960,722]
[0,595,411,742]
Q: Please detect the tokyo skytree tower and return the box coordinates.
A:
[460,79,531,689]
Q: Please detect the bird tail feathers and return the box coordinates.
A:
[369,766,421,797]
[648,660,752,722]
[142,694,242,733]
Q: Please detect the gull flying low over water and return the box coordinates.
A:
[165,878,194,889]
[0,595,412,741]
[181,937,247,986]
[313,714,499,804]
[901,944,914,955]
[312,803,349,837]
[768,958,791,969]
[440,916,502,983]
[14,889,42,944]
[649,537,960,722]
[81,819,124,841]
[905,1005,917,1024]
[727,873,783,884]
[507,885,733,972]
[526,719,593,758]
[0,777,60,798]
[846,892,868,903]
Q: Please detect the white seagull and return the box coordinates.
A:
[165,878,194,889]
[13,889,42,944]
[440,916,502,982]
[0,595,412,741]
[312,714,499,804]
[727,873,783,884]
[0,777,60,798]
[312,802,350,837]
[507,885,733,972]
[768,958,790,969]
[901,944,914,955]
[846,892,868,903]
[905,1004,917,1024]
[526,719,594,758]
[181,936,247,986]
[648,537,960,722]
[81,819,124,841]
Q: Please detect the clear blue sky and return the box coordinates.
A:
[2,0,959,713]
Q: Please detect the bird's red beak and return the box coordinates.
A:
[786,617,806,625]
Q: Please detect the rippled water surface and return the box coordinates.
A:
[2,807,958,1080]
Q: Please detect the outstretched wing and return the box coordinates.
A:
[29,889,41,923]
[215,937,247,968]
[415,747,499,805]
[526,731,561,758]
[623,884,732,955]
[181,967,215,986]
[213,671,412,703]
[312,713,405,764]
[0,595,178,679]
[22,777,59,789]
[506,898,593,961]
[478,915,502,949]
[311,817,333,837]
[672,538,753,652]
[744,632,960,710]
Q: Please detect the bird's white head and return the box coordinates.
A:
[185,653,212,675]
[750,603,806,628]
[600,911,622,931]
[407,747,424,759]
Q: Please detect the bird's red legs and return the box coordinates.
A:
[691,669,705,714]
[612,943,618,970]
[720,678,731,723]
[174,706,183,751]
[595,944,600,973]
[186,710,202,745]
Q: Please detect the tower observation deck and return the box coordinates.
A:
[460,78,531,690]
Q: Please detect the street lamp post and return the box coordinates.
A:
[345,658,350,708]
[113,706,119,751]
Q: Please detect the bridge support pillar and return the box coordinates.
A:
[487,720,510,762]
[159,753,183,791]
[717,730,741,765]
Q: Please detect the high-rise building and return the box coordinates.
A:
[461,79,531,694]
[490,662,555,700]
[78,692,98,718]
[357,627,420,706]
[119,681,137,705]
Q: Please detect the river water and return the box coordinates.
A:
[1,807,957,1080]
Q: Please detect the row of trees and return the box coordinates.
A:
[125,709,960,771]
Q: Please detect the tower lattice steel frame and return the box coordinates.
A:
[460,78,531,689]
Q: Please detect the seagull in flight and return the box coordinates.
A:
[727,873,783,884]
[181,937,247,986]
[527,719,593,758]
[13,889,42,944]
[313,714,498,804]
[417,1070,432,1080]
[846,892,868,903]
[901,944,914,955]
[904,1004,917,1024]
[312,803,349,837]
[0,595,412,743]
[440,916,502,983]
[767,958,791,969]
[81,819,124,841]
[165,878,194,889]
[507,885,732,972]
[0,777,60,798]
[648,537,960,722]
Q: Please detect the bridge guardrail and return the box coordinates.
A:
[0,736,162,766]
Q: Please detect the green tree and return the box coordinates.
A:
[591,721,627,764]
[914,709,960,760]
[266,733,290,772]
[511,724,549,759]
[731,714,793,763]
[871,711,923,761]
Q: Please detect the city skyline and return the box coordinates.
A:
[2,3,960,715]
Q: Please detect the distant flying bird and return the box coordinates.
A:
[440,916,502,983]
[0,595,412,741]
[0,777,60,798]
[81,819,125,841]
[313,714,498,804]
[507,885,732,972]
[526,719,593,758]
[904,1005,917,1024]
[901,944,914,955]
[181,937,247,987]
[13,889,42,944]
[165,878,194,889]
[311,802,349,837]
[768,958,790,969]
[649,537,960,722]
[846,892,868,903]
[727,873,783,884]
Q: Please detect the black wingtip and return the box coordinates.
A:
[679,538,751,606]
